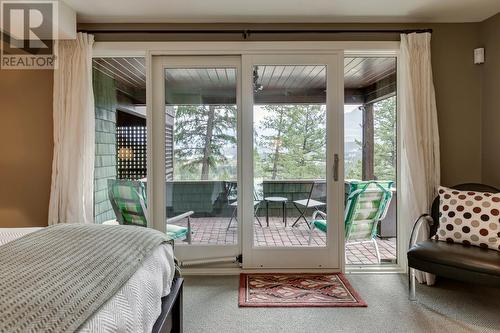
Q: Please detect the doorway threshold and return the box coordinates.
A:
[346,264,404,274]
[180,266,404,276]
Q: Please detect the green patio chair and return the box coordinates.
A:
[308,181,393,263]
[107,179,193,243]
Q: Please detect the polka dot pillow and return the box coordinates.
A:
[435,186,500,251]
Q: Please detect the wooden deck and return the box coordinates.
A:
[172,217,396,265]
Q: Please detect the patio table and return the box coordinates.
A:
[264,196,288,227]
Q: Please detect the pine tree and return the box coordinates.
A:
[173,104,237,180]
[373,96,396,181]
[257,105,290,180]
[256,105,326,180]
[345,96,396,181]
[283,105,326,179]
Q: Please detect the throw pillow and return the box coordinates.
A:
[435,186,500,251]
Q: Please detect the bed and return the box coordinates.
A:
[0,227,183,333]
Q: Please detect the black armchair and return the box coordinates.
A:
[407,183,500,300]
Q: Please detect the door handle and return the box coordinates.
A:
[333,153,339,182]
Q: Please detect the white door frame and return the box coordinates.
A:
[241,53,344,269]
[93,41,405,273]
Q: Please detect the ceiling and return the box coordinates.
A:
[344,58,395,89]
[93,57,146,89]
[93,57,395,91]
[65,0,500,23]
[93,56,396,105]
[92,57,396,92]
[166,68,237,90]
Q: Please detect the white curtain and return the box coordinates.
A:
[48,33,95,224]
[400,33,440,285]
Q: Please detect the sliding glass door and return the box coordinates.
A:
[241,54,344,269]
[152,56,241,262]
[152,53,344,268]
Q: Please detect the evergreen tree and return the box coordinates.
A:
[373,96,396,181]
[283,105,326,179]
[172,97,395,183]
[256,105,326,180]
[346,142,363,180]
[173,104,237,180]
[257,105,291,180]
[345,96,396,181]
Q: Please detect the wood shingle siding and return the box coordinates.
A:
[93,69,118,223]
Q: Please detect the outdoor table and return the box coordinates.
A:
[264,196,288,227]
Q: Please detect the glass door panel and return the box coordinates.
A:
[165,67,238,246]
[252,65,327,247]
[344,56,398,266]
[152,56,241,262]
[242,54,343,269]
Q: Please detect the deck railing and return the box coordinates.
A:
[163,179,396,237]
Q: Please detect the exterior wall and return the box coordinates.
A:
[480,13,500,189]
[93,69,117,223]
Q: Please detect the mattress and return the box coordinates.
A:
[0,227,175,333]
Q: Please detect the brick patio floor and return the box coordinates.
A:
[172,217,396,265]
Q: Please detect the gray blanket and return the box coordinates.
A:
[0,224,168,333]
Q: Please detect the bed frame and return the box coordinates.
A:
[152,278,184,333]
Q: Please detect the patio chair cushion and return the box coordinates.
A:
[312,220,327,233]
[109,181,148,227]
[166,224,189,240]
[310,181,393,241]
[345,182,393,241]
[108,179,192,243]
[312,220,371,240]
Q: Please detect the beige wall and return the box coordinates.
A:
[0,70,53,227]
[425,23,483,185]
[0,19,495,227]
[480,13,500,189]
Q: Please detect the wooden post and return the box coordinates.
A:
[362,103,375,180]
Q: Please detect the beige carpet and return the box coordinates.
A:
[183,274,500,333]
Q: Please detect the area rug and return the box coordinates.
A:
[239,273,367,307]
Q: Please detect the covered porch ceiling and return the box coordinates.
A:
[92,56,396,106]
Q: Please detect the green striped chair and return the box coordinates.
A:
[308,181,393,263]
[107,179,193,243]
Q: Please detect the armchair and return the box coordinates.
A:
[407,183,500,300]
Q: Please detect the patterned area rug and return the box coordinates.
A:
[239,273,367,307]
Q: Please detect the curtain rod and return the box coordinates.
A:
[78,28,432,39]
